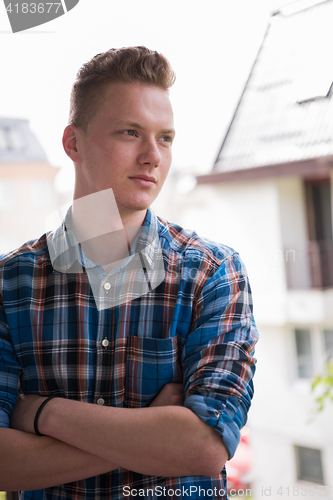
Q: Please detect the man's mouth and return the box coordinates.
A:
[129,175,157,187]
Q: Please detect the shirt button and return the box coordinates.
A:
[104,282,111,291]
[97,397,105,405]
[101,338,109,348]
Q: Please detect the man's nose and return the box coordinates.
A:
[138,139,162,167]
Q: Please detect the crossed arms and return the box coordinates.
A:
[1,383,228,491]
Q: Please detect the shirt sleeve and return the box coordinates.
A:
[183,252,258,459]
[0,296,21,428]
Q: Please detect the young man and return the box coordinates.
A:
[0,47,258,499]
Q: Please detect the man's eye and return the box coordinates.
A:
[162,136,172,143]
[125,130,136,136]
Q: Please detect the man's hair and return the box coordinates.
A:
[69,46,176,131]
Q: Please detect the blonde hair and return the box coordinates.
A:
[69,46,176,131]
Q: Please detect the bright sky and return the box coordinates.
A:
[0,0,291,193]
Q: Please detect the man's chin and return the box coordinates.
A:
[120,197,156,214]
[117,203,150,222]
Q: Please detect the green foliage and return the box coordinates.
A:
[311,360,333,412]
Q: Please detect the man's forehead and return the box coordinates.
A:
[83,81,174,134]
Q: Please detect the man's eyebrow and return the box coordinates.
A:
[116,121,144,129]
[116,121,175,135]
[162,129,176,135]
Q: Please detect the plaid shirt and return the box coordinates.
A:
[0,208,258,500]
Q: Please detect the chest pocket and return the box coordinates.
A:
[125,336,182,408]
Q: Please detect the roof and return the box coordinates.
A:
[211,0,333,178]
[0,117,48,163]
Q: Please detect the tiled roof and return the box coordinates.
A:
[0,117,48,163]
[214,0,333,173]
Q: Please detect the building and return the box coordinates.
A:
[155,1,333,498]
[0,117,60,254]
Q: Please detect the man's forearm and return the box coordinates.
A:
[39,398,228,477]
[0,428,118,491]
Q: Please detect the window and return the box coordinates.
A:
[0,127,24,152]
[0,128,7,151]
[323,329,333,362]
[295,328,313,378]
[304,179,333,288]
[305,179,333,243]
[7,128,24,151]
[295,446,324,484]
[294,327,333,381]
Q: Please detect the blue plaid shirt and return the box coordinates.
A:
[0,208,258,499]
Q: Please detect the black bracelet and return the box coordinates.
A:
[34,396,57,436]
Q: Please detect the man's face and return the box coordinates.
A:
[73,82,175,221]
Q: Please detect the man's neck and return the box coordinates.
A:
[71,190,147,271]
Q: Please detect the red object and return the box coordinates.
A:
[226,427,252,492]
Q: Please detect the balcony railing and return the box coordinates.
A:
[285,240,333,289]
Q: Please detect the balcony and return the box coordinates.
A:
[285,240,333,289]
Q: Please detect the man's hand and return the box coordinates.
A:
[10,393,48,434]
[9,383,227,477]
[11,384,183,434]
[149,383,184,407]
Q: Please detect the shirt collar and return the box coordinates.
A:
[132,208,160,271]
[47,207,161,273]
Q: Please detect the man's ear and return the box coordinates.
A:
[62,125,82,163]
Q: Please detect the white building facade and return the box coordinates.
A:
[155,1,333,498]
